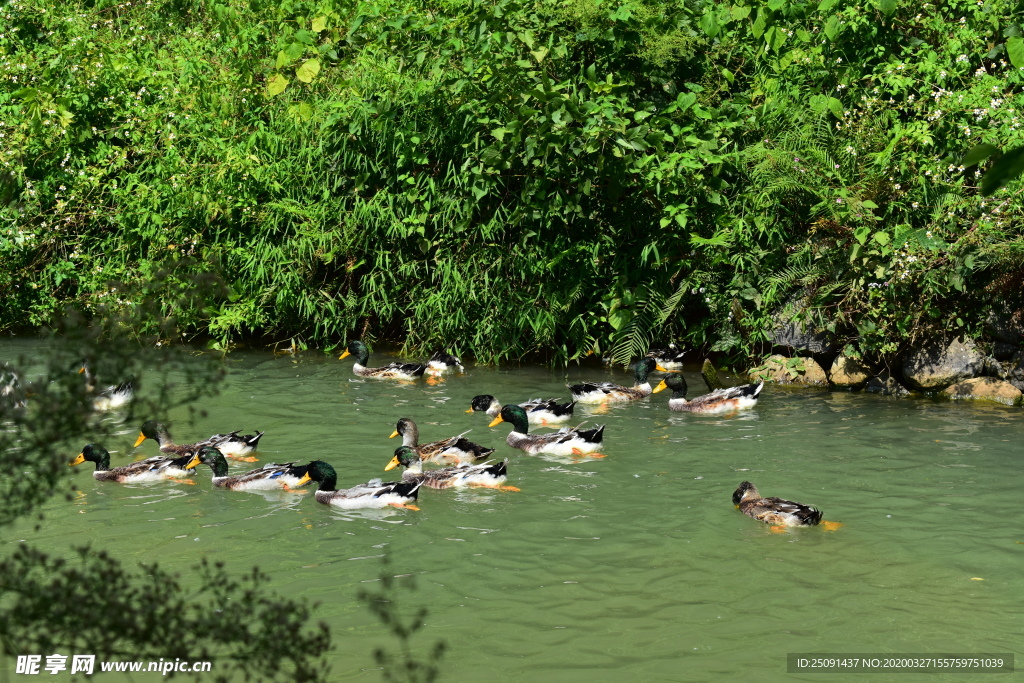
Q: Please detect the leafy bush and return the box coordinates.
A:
[1,0,1022,364]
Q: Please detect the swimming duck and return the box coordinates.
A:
[390,417,494,465]
[79,363,134,411]
[488,404,606,456]
[339,340,426,380]
[385,446,519,491]
[645,343,688,371]
[568,357,665,404]
[133,420,262,462]
[0,364,27,412]
[733,481,841,531]
[426,350,464,375]
[304,460,422,510]
[195,448,311,491]
[653,374,763,413]
[467,395,576,425]
[70,443,201,482]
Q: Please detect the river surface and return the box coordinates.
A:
[6,343,1022,681]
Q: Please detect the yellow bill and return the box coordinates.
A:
[295,473,312,487]
[77,366,86,374]
[339,350,351,360]
[655,364,670,372]
[388,430,399,439]
[384,456,400,472]
[487,415,504,427]
[69,453,85,466]
[183,454,201,470]
[133,433,147,447]
[652,380,668,394]
[464,408,474,413]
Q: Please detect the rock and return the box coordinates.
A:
[987,350,1024,392]
[829,354,870,388]
[985,303,1024,345]
[992,342,1018,361]
[864,371,910,396]
[769,320,836,356]
[701,359,723,391]
[943,377,1022,405]
[749,355,828,386]
[901,337,985,391]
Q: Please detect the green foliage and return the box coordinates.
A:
[1,0,1023,364]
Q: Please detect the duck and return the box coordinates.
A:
[79,363,134,411]
[488,404,606,456]
[467,395,576,426]
[426,350,464,375]
[385,446,519,491]
[339,340,426,380]
[732,481,841,531]
[645,343,688,371]
[194,448,311,491]
[568,357,665,404]
[390,417,494,465]
[133,420,263,462]
[653,374,763,413]
[0,364,27,412]
[69,443,201,482]
[304,460,422,510]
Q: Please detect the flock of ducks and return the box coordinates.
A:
[68,342,838,530]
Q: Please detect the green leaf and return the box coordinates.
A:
[1008,37,1024,68]
[767,0,786,9]
[311,15,327,33]
[823,15,841,41]
[265,74,288,97]
[296,58,320,83]
[752,10,768,38]
[861,199,879,209]
[699,12,720,37]
[962,143,998,167]
[872,231,891,246]
[730,5,751,21]
[675,92,697,113]
[827,96,844,118]
[294,29,314,45]
[869,0,897,14]
[530,46,549,63]
[721,67,735,83]
[817,0,838,11]
[981,145,1024,195]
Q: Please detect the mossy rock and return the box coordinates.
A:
[749,355,828,386]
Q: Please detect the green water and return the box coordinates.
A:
[7,345,1023,681]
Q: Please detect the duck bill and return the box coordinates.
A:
[384,456,400,472]
[655,364,670,372]
[77,366,86,374]
[295,473,312,486]
[133,433,146,447]
[183,454,201,470]
[487,415,504,427]
[69,453,85,466]
[388,430,399,439]
[339,350,351,360]
[652,380,668,394]
[464,408,474,413]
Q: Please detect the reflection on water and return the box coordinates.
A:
[5,342,1022,681]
